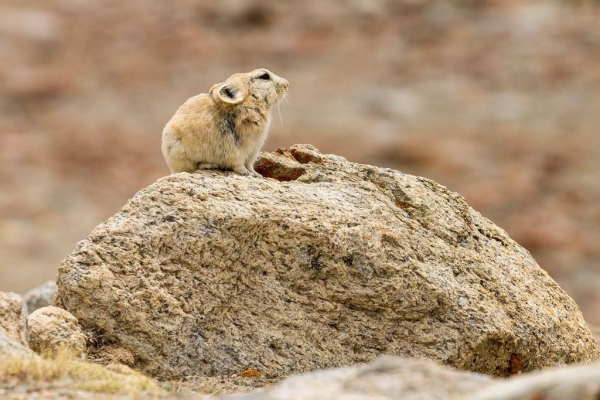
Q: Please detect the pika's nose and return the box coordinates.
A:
[281,79,289,88]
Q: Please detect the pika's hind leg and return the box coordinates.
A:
[196,163,220,170]
[164,150,196,173]
[162,132,196,173]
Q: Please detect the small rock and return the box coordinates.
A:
[24,281,57,313]
[0,333,34,358]
[28,306,86,358]
[254,149,306,181]
[0,291,28,346]
[0,291,32,357]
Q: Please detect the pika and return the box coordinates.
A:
[162,68,289,176]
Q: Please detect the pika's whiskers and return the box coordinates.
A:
[277,102,284,128]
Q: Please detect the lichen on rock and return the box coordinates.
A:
[55,144,600,378]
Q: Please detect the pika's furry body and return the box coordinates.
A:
[162,68,289,176]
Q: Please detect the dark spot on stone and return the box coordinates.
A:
[307,246,324,271]
[164,215,176,222]
[343,255,354,266]
[311,256,324,271]
[509,353,523,375]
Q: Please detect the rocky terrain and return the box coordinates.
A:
[55,145,599,379]
[2,146,599,398]
[1,2,600,397]
[1,0,600,327]
[226,356,600,400]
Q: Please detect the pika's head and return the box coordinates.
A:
[210,68,289,108]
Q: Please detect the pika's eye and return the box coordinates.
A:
[258,73,270,80]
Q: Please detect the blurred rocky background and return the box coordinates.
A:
[0,0,599,323]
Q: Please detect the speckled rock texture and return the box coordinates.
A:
[225,356,493,400]
[0,334,33,358]
[0,292,28,346]
[28,306,86,358]
[474,361,600,400]
[591,325,600,345]
[55,144,600,378]
[24,281,57,313]
[0,292,32,357]
[223,357,600,400]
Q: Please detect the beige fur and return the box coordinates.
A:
[162,68,289,176]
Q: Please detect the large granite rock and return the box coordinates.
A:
[55,144,600,378]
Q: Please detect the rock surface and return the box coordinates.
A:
[0,335,31,358]
[591,325,600,345]
[56,145,600,378]
[0,292,28,346]
[28,306,86,358]
[221,356,600,400]
[225,356,493,400]
[24,281,57,313]
[0,330,32,358]
[473,361,600,400]
[0,291,31,357]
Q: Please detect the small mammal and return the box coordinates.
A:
[162,68,289,176]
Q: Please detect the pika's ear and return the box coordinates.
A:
[213,83,245,104]
[209,83,222,95]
